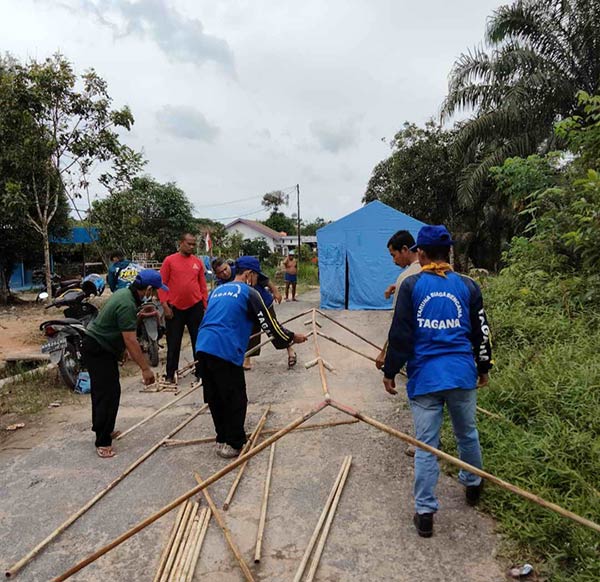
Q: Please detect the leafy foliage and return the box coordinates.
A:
[240,238,271,261]
[261,190,288,212]
[263,211,296,234]
[91,177,195,261]
[443,0,600,205]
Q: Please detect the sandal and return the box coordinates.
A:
[96,446,116,459]
[110,431,121,439]
[288,351,297,368]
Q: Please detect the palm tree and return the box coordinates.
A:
[442,0,600,207]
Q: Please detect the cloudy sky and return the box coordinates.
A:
[2,0,503,223]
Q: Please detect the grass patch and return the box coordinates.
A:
[264,262,319,296]
[0,369,80,418]
[441,272,600,581]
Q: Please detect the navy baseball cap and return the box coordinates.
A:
[410,225,455,251]
[135,269,169,291]
[235,256,266,278]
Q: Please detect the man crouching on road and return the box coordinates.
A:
[195,256,307,459]
[83,270,167,458]
[382,225,492,538]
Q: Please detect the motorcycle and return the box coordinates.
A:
[137,299,164,368]
[40,288,99,389]
[34,271,105,302]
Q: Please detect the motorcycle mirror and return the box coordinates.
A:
[38,292,49,301]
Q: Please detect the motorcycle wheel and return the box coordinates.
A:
[148,339,159,367]
[58,341,81,390]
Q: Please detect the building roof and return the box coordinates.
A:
[224,218,283,240]
[51,226,100,245]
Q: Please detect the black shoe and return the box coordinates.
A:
[466,481,484,506]
[413,512,434,537]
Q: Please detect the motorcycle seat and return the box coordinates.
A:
[40,318,85,328]
[61,279,82,287]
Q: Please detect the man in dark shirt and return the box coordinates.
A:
[84,269,168,458]
[196,256,306,459]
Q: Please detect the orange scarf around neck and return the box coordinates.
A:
[421,262,453,277]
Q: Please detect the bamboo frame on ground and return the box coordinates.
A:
[5,405,208,579]
[49,400,329,581]
[152,501,187,582]
[254,443,275,563]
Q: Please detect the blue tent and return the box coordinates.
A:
[317,201,426,310]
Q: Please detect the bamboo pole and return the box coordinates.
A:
[254,443,275,563]
[6,407,206,579]
[316,309,382,351]
[158,500,194,582]
[311,309,331,401]
[305,456,352,582]
[317,331,378,363]
[182,508,211,582]
[163,418,360,448]
[50,400,329,582]
[222,407,271,511]
[193,472,255,582]
[178,508,206,582]
[165,501,198,582]
[117,385,203,441]
[292,456,349,582]
[174,309,313,375]
[152,501,187,582]
[328,399,600,534]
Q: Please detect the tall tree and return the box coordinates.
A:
[442,0,600,205]
[2,53,143,297]
[91,177,195,261]
[261,190,289,213]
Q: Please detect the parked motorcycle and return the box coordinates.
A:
[137,299,164,368]
[34,271,106,302]
[40,288,99,389]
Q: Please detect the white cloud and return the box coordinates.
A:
[156,105,219,142]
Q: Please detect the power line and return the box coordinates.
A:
[212,207,266,221]
[194,184,298,209]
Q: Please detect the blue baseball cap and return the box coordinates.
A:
[235,256,266,278]
[410,225,455,251]
[135,269,169,291]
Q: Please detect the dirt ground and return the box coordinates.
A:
[0,290,507,581]
[0,300,49,362]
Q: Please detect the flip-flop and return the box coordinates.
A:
[96,446,116,459]
[288,352,297,368]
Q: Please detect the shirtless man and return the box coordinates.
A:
[283,251,298,301]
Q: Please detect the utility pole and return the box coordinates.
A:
[296,184,301,265]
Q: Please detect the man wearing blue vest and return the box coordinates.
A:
[196,256,307,459]
[382,225,492,538]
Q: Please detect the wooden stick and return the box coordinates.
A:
[158,500,193,582]
[292,456,349,582]
[178,508,206,582]
[6,407,206,579]
[163,418,360,448]
[254,443,275,563]
[194,472,256,582]
[222,407,271,510]
[311,309,331,401]
[174,309,313,374]
[305,456,352,582]
[304,319,321,327]
[152,501,188,582]
[182,508,211,582]
[317,331,378,363]
[117,384,202,440]
[316,309,383,351]
[328,399,600,534]
[165,501,198,582]
[50,400,328,582]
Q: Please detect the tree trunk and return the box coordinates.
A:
[42,227,52,298]
[0,267,10,305]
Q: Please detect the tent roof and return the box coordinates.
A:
[51,226,99,245]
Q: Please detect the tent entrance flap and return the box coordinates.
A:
[318,243,346,310]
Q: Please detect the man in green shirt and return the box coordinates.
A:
[83,269,168,458]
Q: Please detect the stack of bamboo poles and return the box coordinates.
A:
[293,455,352,582]
[153,499,211,582]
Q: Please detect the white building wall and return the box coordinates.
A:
[225,223,277,252]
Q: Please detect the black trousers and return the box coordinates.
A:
[82,335,121,448]
[197,352,248,450]
[165,301,204,379]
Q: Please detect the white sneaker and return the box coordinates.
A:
[217,444,241,459]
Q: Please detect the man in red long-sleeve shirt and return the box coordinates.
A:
[159,233,208,381]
